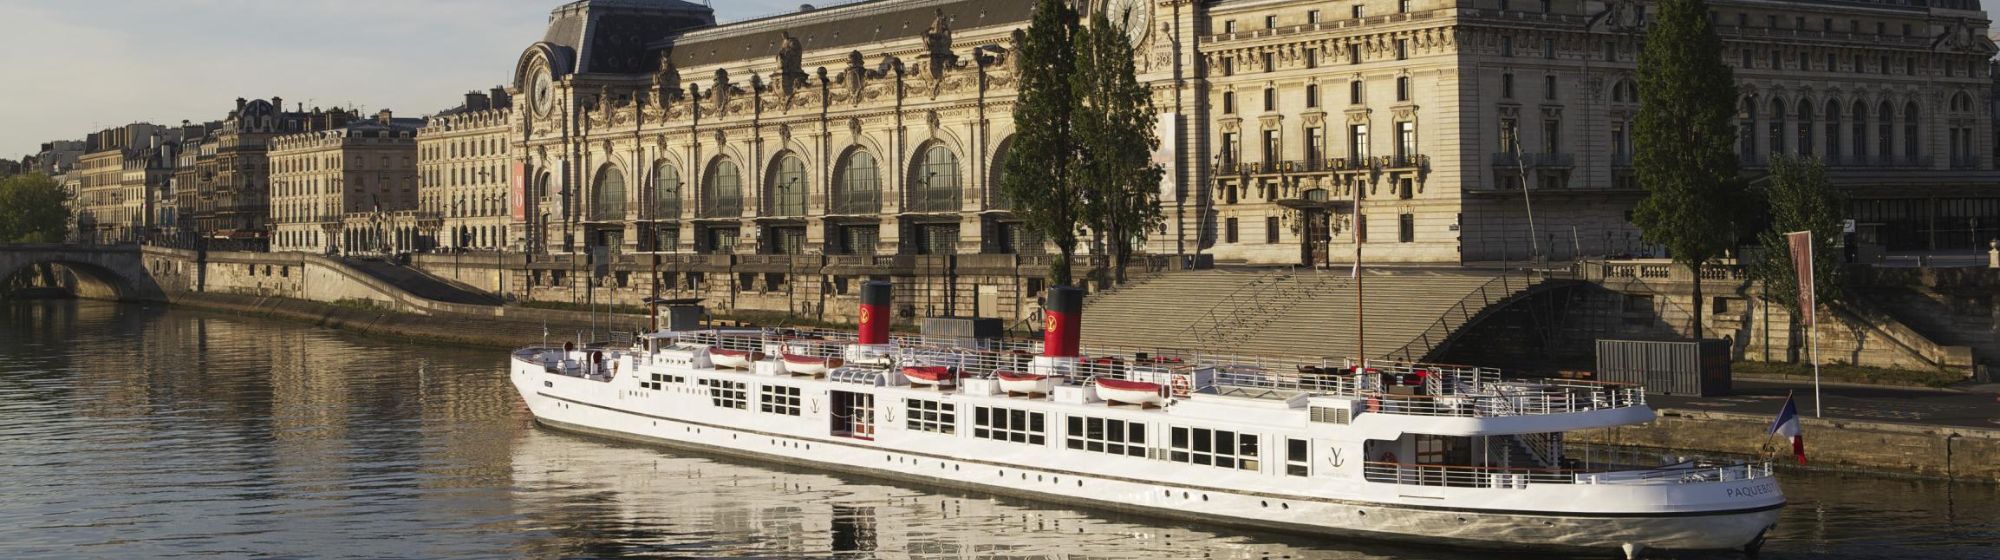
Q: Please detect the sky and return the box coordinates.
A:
[0,0,801,159]
[1,0,1996,159]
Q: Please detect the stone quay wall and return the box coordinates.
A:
[1568,408,2000,483]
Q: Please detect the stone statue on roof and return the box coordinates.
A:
[924,9,953,59]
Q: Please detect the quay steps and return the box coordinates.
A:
[1079,268,1538,362]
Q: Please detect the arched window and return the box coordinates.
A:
[702,159,743,218]
[1768,98,1788,156]
[1903,102,1920,160]
[1825,100,1843,161]
[1852,101,1869,159]
[1796,100,1814,157]
[831,148,881,214]
[991,137,1015,210]
[1877,101,1894,161]
[909,144,961,213]
[1951,92,1973,113]
[1740,96,1758,161]
[590,166,626,221]
[652,161,681,220]
[766,152,808,217]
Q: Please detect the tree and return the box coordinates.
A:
[1631,0,1747,340]
[1002,0,1084,286]
[0,173,69,244]
[1073,8,1165,285]
[1749,155,1844,357]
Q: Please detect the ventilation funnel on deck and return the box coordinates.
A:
[1043,286,1083,358]
[858,280,892,345]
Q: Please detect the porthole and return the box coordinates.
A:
[1182,492,1190,499]
[1201,494,1209,501]
[1077,480,1084,487]
[1358,510,1367,517]
[1261,501,1269,508]
[1281,503,1290,510]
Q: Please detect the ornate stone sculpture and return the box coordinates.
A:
[775,32,807,96]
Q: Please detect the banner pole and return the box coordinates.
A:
[1809,238,1821,418]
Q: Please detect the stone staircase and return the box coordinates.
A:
[1867,286,1997,380]
[341,258,504,306]
[1079,268,1544,361]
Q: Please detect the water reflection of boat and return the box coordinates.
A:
[509,282,1783,559]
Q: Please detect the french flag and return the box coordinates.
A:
[1768,396,1806,466]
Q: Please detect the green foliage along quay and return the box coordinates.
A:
[1632,0,1749,340]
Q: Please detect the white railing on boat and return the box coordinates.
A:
[613,328,1645,418]
[1361,461,1775,489]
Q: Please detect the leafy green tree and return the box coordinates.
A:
[1073,8,1165,284]
[0,173,70,244]
[1002,0,1084,286]
[1631,0,1747,340]
[1749,155,1844,356]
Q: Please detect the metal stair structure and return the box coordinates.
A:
[1079,268,1548,361]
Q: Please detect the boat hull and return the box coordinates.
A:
[510,365,1779,556]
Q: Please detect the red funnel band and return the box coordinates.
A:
[857,303,889,345]
[1043,309,1079,358]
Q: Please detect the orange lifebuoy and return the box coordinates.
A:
[1168,374,1193,397]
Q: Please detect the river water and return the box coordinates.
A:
[1,301,1995,560]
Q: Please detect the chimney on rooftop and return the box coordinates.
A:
[465,91,491,111]
[377,109,393,125]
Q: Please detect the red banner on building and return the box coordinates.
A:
[510,162,528,221]
[1787,231,1815,327]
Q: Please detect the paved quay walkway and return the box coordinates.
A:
[1648,379,2000,430]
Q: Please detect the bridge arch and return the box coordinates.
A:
[0,246,164,301]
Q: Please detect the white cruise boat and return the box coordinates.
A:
[508,283,1783,559]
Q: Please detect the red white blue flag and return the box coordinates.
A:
[1768,396,1806,465]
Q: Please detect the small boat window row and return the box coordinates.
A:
[972,406,1046,445]
[759,385,802,416]
[903,398,956,435]
[641,373,685,391]
[1169,427,1261,471]
[700,378,748,409]
[1064,416,1147,458]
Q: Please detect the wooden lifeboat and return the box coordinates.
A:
[1095,377,1166,407]
[709,348,761,369]
[901,366,957,386]
[995,370,1053,395]
[782,354,843,376]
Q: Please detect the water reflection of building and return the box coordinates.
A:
[504,429,1381,559]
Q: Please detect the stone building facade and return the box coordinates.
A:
[268,111,424,255]
[198,98,323,241]
[1200,0,1996,266]
[75,124,178,245]
[418,89,517,252]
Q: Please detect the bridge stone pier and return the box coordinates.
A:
[0,244,166,301]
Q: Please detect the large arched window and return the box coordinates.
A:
[1851,101,1869,159]
[831,148,881,214]
[1768,98,1788,156]
[1740,96,1758,162]
[702,159,743,218]
[1877,101,1894,161]
[766,152,808,217]
[909,144,961,213]
[990,137,1015,210]
[1796,100,1814,157]
[1825,100,1843,161]
[1903,102,1920,160]
[590,166,626,221]
[652,161,681,220]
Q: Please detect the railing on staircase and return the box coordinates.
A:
[1513,432,1562,469]
[1179,268,1352,352]
[1383,270,1545,362]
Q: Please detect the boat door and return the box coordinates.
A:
[831,391,876,440]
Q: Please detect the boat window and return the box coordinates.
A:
[905,398,956,434]
[1169,427,1260,471]
[1286,438,1311,476]
[973,406,1046,445]
[1065,415,1147,457]
[701,379,748,410]
[760,385,802,416]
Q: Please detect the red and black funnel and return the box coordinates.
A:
[1043,286,1083,358]
[858,280,892,345]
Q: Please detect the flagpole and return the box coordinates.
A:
[1353,181,1365,366]
[1809,239,1821,418]
[1761,389,1793,453]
